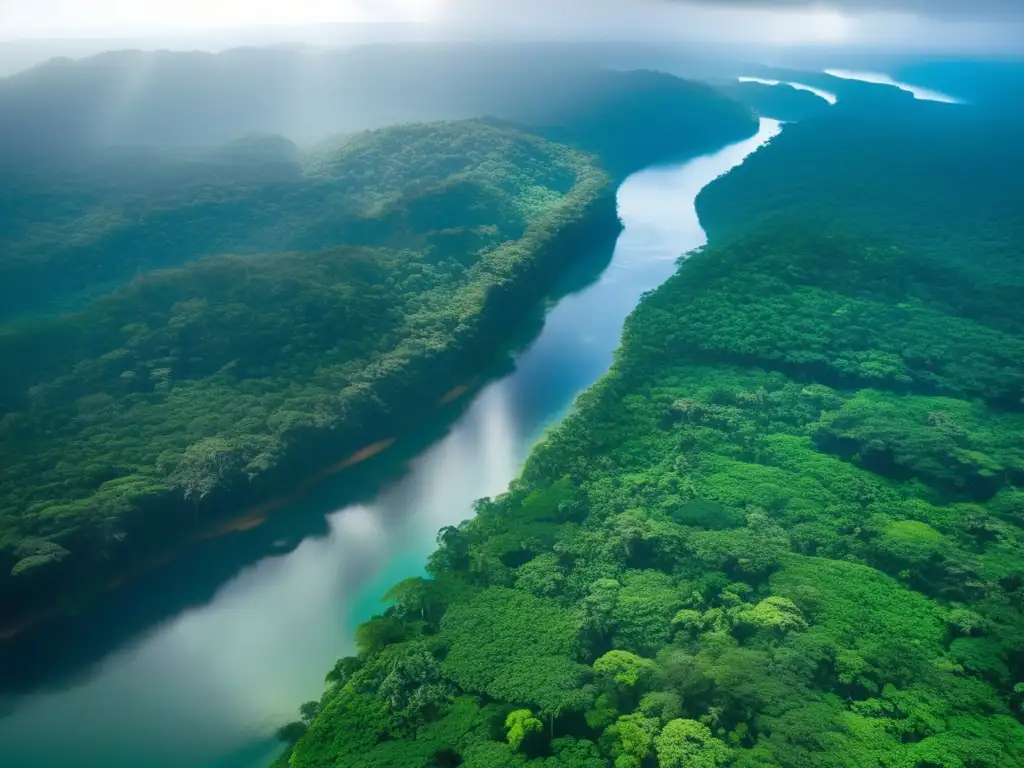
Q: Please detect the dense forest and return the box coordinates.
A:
[696,93,1024,313]
[0,120,621,624]
[0,62,758,629]
[0,126,584,318]
[275,87,1024,765]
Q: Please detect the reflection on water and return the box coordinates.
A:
[0,119,779,768]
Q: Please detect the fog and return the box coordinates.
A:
[2,0,1022,58]
[0,0,1018,147]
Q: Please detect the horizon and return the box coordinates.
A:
[3,1,1023,52]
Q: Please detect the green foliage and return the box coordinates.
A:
[441,587,589,715]
[506,709,544,751]
[772,555,946,690]
[593,650,658,688]
[516,553,567,597]
[814,391,1024,497]
[697,97,1024,325]
[730,596,807,635]
[654,719,730,768]
[605,712,658,766]
[284,84,1024,768]
[611,571,686,656]
[0,119,617,614]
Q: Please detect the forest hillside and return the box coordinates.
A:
[0,120,618,625]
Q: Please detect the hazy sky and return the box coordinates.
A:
[1,0,1021,51]
[694,0,1024,15]
[0,0,432,35]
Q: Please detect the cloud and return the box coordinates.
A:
[1,0,1021,55]
[430,0,1024,21]
[682,0,1024,18]
[0,0,444,37]
[427,0,1022,50]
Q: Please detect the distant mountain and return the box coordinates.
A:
[517,69,756,178]
[0,62,755,319]
[0,43,749,164]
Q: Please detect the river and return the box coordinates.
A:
[0,118,781,768]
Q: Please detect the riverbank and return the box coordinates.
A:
[0,135,622,638]
[0,383,483,644]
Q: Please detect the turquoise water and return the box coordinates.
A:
[0,120,780,768]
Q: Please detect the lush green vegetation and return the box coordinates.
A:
[0,124,579,317]
[0,120,621,621]
[278,98,1024,766]
[697,96,1024,327]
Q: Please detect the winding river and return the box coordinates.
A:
[0,118,781,768]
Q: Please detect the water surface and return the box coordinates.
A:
[0,119,780,768]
